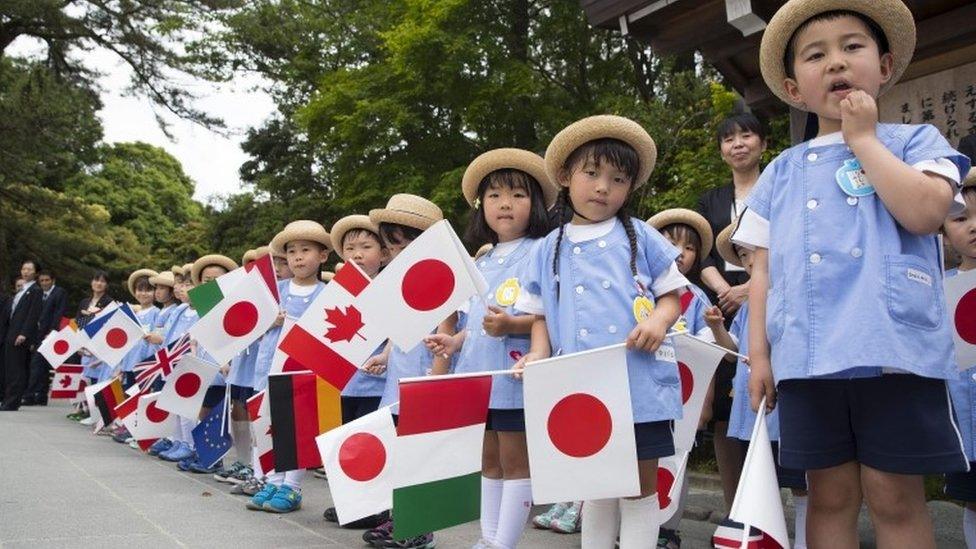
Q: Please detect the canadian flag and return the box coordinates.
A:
[82,303,145,367]
[356,220,487,350]
[49,364,84,399]
[189,257,279,365]
[945,268,976,370]
[155,355,220,418]
[672,334,728,454]
[247,390,275,474]
[38,325,82,368]
[131,392,180,451]
[316,406,397,525]
[524,344,640,504]
[657,451,689,522]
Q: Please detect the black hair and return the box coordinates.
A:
[465,168,551,245]
[962,186,976,204]
[133,276,154,293]
[784,10,890,79]
[661,223,703,279]
[716,113,767,145]
[552,138,642,295]
[379,223,424,247]
[21,259,40,271]
[342,228,383,249]
[91,270,109,283]
[37,269,54,279]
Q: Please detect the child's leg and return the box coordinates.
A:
[713,420,745,509]
[616,459,660,549]
[806,462,861,549]
[283,469,305,490]
[581,498,619,549]
[860,466,934,549]
[660,466,691,531]
[791,488,809,549]
[480,430,502,542]
[493,429,531,549]
[965,502,976,548]
[230,399,251,464]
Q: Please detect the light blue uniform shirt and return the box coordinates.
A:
[251,280,326,392]
[726,301,782,441]
[518,217,684,423]
[120,306,159,372]
[946,268,976,461]
[378,340,434,412]
[228,339,260,388]
[737,124,970,382]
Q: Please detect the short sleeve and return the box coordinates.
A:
[903,125,971,186]
[735,157,781,250]
[651,263,689,297]
[513,238,548,316]
[638,220,681,281]
[729,306,746,344]
[732,208,769,250]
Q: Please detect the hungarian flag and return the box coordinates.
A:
[49,364,84,399]
[267,371,341,471]
[91,376,125,427]
[38,325,81,368]
[945,268,976,369]
[524,344,640,504]
[155,355,220,418]
[247,390,275,474]
[189,256,279,365]
[672,334,728,454]
[657,451,689,523]
[317,406,397,525]
[82,303,145,367]
[278,263,381,390]
[133,333,192,390]
[356,220,487,350]
[131,392,179,451]
[391,374,492,540]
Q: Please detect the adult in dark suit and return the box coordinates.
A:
[0,260,44,411]
[23,270,69,405]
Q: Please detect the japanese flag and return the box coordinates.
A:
[155,355,220,418]
[945,268,976,370]
[82,303,145,367]
[657,451,689,522]
[131,392,179,451]
[38,325,82,368]
[356,220,487,350]
[524,344,639,504]
[49,364,84,399]
[316,406,397,525]
[672,334,728,454]
[247,390,275,474]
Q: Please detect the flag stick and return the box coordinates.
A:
[670,330,749,362]
[399,369,517,384]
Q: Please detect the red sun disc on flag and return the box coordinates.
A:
[223,301,259,337]
[338,432,386,481]
[657,466,675,508]
[53,339,70,355]
[146,401,169,423]
[678,362,693,404]
[547,393,612,458]
[680,291,693,313]
[956,289,976,345]
[106,328,128,349]
[174,372,202,398]
[401,259,455,311]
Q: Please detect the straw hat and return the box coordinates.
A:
[715,222,742,268]
[149,270,176,288]
[321,271,335,282]
[369,194,444,231]
[462,149,559,208]
[252,245,271,259]
[170,264,184,276]
[242,249,257,265]
[270,220,333,257]
[646,208,714,260]
[545,115,657,189]
[331,215,380,251]
[474,243,493,261]
[127,269,159,298]
[759,0,915,109]
[181,263,193,276]
[964,169,976,188]
[190,255,238,286]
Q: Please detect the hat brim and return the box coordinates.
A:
[369,208,438,231]
[964,170,976,188]
[462,149,558,208]
[242,249,256,265]
[646,208,714,260]
[716,223,742,268]
[331,215,380,252]
[759,0,915,110]
[127,269,159,298]
[191,255,239,286]
[270,224,332,257]
[149,272,176,288]
[545,115,657,189]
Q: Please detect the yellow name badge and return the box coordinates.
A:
[495,278,521,307]
[633,295,654,323]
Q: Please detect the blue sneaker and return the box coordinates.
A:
[189,459,222,474]
[147,438,173,456]
[263,485,302,513]
[159,441,187,461]
[177,455,200,471]
[167,442,195,462]
[246,483,278,510]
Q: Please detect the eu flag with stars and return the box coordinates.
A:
[192,397,232,468]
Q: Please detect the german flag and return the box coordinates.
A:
[268,371,341,471]
[93,377,125,426]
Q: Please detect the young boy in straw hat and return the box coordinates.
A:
[734,0,972,546]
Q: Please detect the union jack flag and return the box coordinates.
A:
[133,333,191,390]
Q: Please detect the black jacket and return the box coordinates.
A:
[0,283,44,345]
[37,285,68,338]
[75,295,114,331]
[697,184,750,291]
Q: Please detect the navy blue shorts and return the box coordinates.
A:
[230,384,253,403]
[740,440,807,490]
[711,357,736,423]
[635,421,674,461]
[341,396,381,424]
[486,409,525,432]
[201,386,225,409]
[945,463,976,502]
[121,371,137,390]
[777,375,968,474]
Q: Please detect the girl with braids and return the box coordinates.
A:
[513,116,688,549]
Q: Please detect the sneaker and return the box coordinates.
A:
[363,520,394,544]
[324,506,339,522]
[112,427,131,443]
[712,518,763,548]
[228,465,253,485]
[658,527,681,548]
[214,461,244,483]
[177,455,200,471]
[66,411,85,420]
[551,501,582,533]
[168,442,196,463]
[263,485,302,513]
[190,459,222,474]
[128,439,140,450]
[147,438,173,456]
[246,483,278,510]
[532,502,570,529]
[79,416,96,426]
[373,533,435,548]
[231,476,264,496]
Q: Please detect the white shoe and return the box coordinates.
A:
[128,440,140,449]
[79,416,95,426]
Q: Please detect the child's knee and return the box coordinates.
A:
[861,469,925,520]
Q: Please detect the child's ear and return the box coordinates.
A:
[319,249,331,264]
[783,77,803,106]
[878,52,894,85]
[557,167,572,188]
[381,247,391,265]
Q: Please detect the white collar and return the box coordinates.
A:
[491,237,525,258]
[565,217,617,243]
[808,131,845,148]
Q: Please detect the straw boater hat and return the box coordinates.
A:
[716,222,742,268]
[252,245,271,259]
[149,270,176,288]
[545,115,657,189]
[127,269,159,298]
[369,194,444,231]
[646,208,714,260]
[964,169,976,188]
[331,215,380,251]
[474,243,493,261]
[170,264,184,276]
[462,149,559,208]
[242,249,257,265]
[270,220,333,257]
[190,255,238,286]
[181,263,193,276]
[759,0,915,109]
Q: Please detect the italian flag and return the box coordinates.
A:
[391,374,492,540]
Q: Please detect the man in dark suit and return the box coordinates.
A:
[23,269,68,405]
[0,260,44,411]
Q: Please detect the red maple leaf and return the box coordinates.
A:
[59,375,72,388]
[323,305,367,343]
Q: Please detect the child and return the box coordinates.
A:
[361,193,443,549]
[513,115,688,548]
[738,2,971,546]
[428,149,556,549]
[246,220,331,514]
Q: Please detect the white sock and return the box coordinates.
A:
[251,447,264,478]
[581,498,620,549]
[618,495,659,549]
[480,477,503,541]
[492,479,532,549]
[964,507,976,549]
[231,420,251,464]
[180,417,196,448]
[793,495,808,549]
[661,472,690,530]
[266,471,285,487]
[283,469,306,490]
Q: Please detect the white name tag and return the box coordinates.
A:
[655,344,676,363]
[906,268,932,286]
